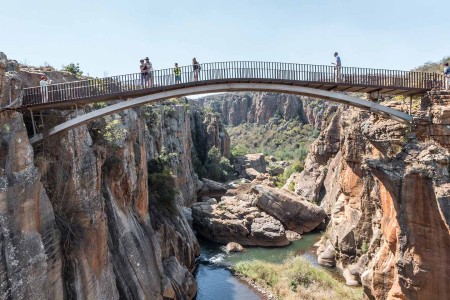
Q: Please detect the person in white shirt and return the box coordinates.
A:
[39,75,52,103]
[332,52,342,82]
[145,57,154,87]
[444,63,450,90]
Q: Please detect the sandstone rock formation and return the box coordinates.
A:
[0,52,205,299]
[226,242,244,253]
[0,111,64,299]
[192,175,326,247]
[190,106,230,161]
[192,196,290,247]
[290,98,450,299]
[251,185,326,234]
[197,178,228,198]
[234,153,267,179]
[192,92,331,128]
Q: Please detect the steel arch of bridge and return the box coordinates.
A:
[29,82,412,144]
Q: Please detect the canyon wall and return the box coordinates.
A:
[290,98,450,299]
[192,92,331,129]
[0,53,200,299]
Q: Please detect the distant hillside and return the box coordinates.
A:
[414,56,450,73]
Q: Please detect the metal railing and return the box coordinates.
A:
[22,61,444,107]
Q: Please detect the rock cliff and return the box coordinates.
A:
[192,176,326,246]
[192,92,331,128]
[290,98,450,299]
[190,106,230,160]
[0,53,201,299]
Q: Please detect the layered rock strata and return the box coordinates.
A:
[290,100,450,299]
[192,177,326,246]
[1,52,203,299]
[192,92,331,128]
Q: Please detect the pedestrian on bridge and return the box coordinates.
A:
[39,75,52,103]
[192,57,201,81]
[174,63,181,84]
[332,52,342,82]
[140,59,149,86]
[444,62,450,90]
[145,57,154,87]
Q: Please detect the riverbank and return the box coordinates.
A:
[194,233,361,299]
[234,257,362,300]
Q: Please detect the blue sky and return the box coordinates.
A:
[1,0,449,77]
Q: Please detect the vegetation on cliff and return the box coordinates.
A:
[194,146,234,182]
[414,56,450,73]
[234,257,362,300]
[228,118,318,162]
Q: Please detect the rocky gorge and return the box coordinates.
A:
[288,97,450,299]
[1,49,449,300]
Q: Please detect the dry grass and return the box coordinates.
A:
[234,256,362,300]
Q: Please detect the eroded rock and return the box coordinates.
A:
[251,185,326,234]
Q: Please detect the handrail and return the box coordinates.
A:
[22,61,444,107]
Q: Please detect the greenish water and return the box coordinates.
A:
[194,233,323,300]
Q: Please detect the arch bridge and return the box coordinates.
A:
[19,61,443,143]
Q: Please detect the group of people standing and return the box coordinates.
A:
[140,57,201,86]
[139,57,154,86]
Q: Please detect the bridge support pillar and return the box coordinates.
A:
[409,96,413,115]
[30,109,37,136]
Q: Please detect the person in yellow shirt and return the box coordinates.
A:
[174,63,181,84]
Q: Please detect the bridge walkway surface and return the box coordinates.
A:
[21,61,442,110]
[13,61,444,143]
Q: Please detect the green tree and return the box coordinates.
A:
[63,63,83,77]
[204,147,234,182]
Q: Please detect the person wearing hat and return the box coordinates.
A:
[140,59,148,86]
[39,75,52,103]
[145,57,154,87]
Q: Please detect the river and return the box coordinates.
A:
[194,233,324,300]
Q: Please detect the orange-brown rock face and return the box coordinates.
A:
[1,53,64,299]
[1,52,200,299]
[364,157,450,299]
[293,103,450,299]
[1,106,64,300]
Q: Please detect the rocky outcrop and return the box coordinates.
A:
[192,175,326,247]
[193,92,330,128]
[251,185,326,234]
[141,105,198,207]
[192,196,289,247]
[0,110,64,299]
[290,100,450,299]
[234,153,267,179]
[1,52,201,300]
[197,178,228,198]
[287,106,341,202]
[226,242,244,253]
[190,106,230,162]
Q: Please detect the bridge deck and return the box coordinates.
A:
[21,61,442,110]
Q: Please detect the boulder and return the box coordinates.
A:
[317,240,336,267]
[285,230,302,241]
[226,242,244,253]
[267,165,284,176]
[198,178,227,198]
[234,153,267,178]
[191,196,289,247]
[245,167,261,179]
[251,185,326,234]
